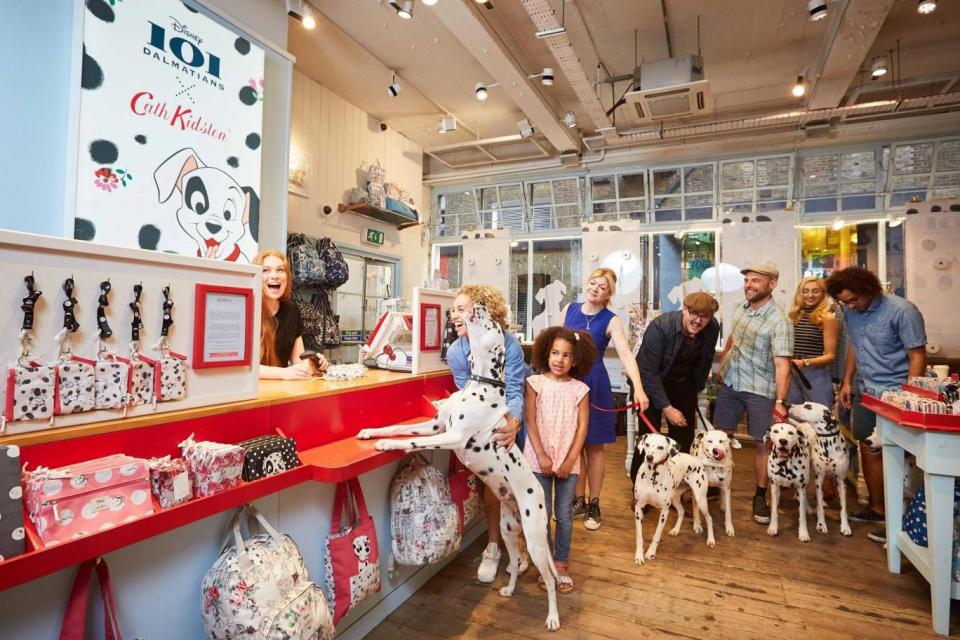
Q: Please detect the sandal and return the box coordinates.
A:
[538,574,576,593]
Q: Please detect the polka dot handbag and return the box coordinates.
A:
[0,444,26,562]
[902,484,960,550]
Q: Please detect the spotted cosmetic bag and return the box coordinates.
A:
[94,358,130,410]
[4,363,56,424]
[154,352,188,402]
[55,357,96,415]
[127,354,156,408]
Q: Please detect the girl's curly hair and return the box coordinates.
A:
[530,326,598,379]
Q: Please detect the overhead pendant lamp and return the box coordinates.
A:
[792,75,806,97]
[917,0,937,14]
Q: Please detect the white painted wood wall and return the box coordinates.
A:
[287,70,429,295]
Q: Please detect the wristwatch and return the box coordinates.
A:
[803,358,810,367]
[775,399,785,405]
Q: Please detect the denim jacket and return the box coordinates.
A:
[636,310,720,410]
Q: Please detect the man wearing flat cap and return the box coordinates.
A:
[630,292,721,485]
[714,264,793,526]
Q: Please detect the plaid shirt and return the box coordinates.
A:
[724,298,793,399]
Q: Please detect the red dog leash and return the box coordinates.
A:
[590,401,659,434]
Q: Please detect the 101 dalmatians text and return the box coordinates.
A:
[130,91,227,142]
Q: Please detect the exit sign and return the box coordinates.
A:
[364,228,385,246]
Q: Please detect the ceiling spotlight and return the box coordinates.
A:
[301,4,316,29]
[917,0,936,13]
[792,75,806,97]
[386,72,401,98]
[517,118,535,138]
[475,81,490,101]
[541,67,554,86]
[423,0,438,5]
[808,0,828,21]
[391,0,413,19]
[437,116,457,134]
[831,218,845,231]
[562,111,576,128]
[870,55,888,79]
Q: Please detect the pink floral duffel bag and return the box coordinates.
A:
[23,454,154,547]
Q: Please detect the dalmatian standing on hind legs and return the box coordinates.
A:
[357,303,561,631]
[787,402,852,536]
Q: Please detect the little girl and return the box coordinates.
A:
[523,326,597,594]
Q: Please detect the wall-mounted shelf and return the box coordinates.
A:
[337,202,420,230]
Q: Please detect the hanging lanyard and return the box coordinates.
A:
[129,283,144,350]
[20,274,41,332]
[97,280,113,340]
[160,286,174,338]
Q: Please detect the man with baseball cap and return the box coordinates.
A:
[631,292,721,483]
[714,264,793,525]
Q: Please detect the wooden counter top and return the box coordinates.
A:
[0,368,452,448]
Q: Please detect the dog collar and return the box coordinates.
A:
[469,374,506,388]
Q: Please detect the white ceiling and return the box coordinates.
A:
[290,0,960,169]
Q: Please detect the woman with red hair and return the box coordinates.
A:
[253,249,328,379]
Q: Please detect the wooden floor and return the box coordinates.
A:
[366,438,957,639]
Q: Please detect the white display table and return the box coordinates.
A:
[870,397,960,636]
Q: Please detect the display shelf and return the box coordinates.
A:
[337,202,420,230]
[861,394,960,431]
[0,464,312,592]
[0,372,456,593]
[299,415,433,482]
[901,383,947,401]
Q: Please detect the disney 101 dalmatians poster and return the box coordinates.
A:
[74,0,264,263]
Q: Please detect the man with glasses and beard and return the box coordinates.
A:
[826,266,926,544]
[714,264,793,526]
[631,292,721,487]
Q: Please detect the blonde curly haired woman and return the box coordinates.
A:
[445,283,529,584]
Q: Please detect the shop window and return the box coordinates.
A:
[888,139,960,206]
[800,151,878,213]
[509,241,530,337]
[590,176,619,221]
[652,232,716,311]
[434,244,463,290]
[329,256,397,363]
[528,178,583,231]
[476,184,525,232]
[886,222,906,297]
[435,191,478,238]
[799,223,879,278]
[531,239,582,335]
[721,156,790,213]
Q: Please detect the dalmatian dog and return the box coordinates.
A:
[764,423,812,542]
[787,402,852,536]
[154,147,259,262]
[357,303,561,631]
[690,429,741,537]
[633,433,715,565]
[348,535,381,608]
[863,427,923,498]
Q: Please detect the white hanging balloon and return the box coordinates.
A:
[701,262,743,293]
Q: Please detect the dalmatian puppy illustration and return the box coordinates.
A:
[348,534,381,608]
[154,147,259,262]
[261,451,287,476]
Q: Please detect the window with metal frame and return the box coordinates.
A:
[435,191,478,238]
[800,150,879,213]
[433,244,463,290]
[720,156,791,215]
[528,177,583,231]
[590,172,648,223]
[477,183,526,232]
[652,232,716,311]
[887,138,960,207]
[651,164,715,222]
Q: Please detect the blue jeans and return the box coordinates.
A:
[535,472,578,564]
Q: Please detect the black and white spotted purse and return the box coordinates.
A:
[3,276,56,430]
[152,286,188,403]
[52,279,96,416]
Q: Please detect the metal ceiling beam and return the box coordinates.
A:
[807,0,895,110]
[430,0,579,152]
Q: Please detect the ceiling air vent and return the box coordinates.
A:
[624,55,713,122]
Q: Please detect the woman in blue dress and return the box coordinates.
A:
[564,267,648,530]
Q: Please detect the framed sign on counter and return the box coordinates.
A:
[193,284,254,368]
[420,303,441,352]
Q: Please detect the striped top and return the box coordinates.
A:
[793,309,825,360]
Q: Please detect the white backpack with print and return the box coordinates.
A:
[388,454,461,576]
[201,505,334,640]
